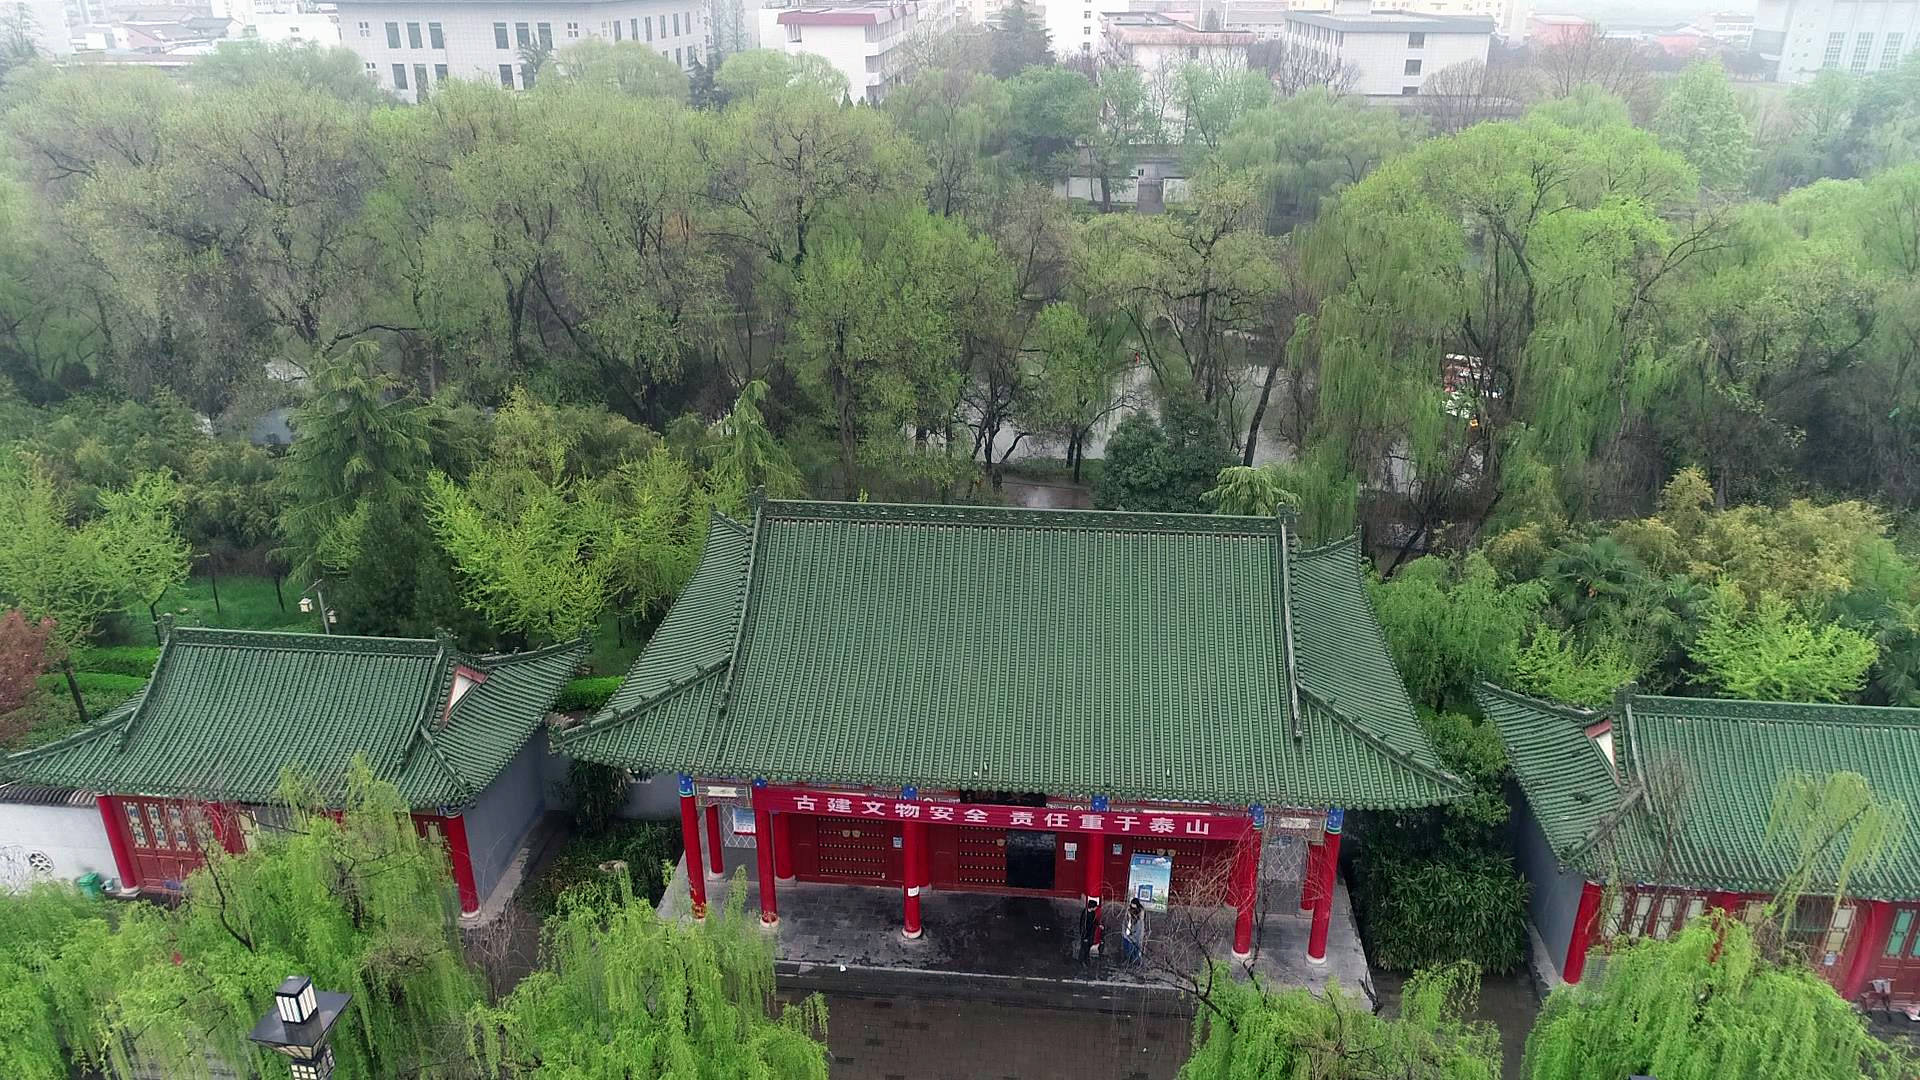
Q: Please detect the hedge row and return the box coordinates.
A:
[553,676,621,713]
[69,646,161,679]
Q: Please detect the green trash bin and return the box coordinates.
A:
[75,872,103,899]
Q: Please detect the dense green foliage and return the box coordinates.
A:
[1350,708,1530,974]
[1179,964,1500,1079]
[0,771,816,1079]
[1094,401,1236,513]
[470,878,829,1078]
[1525,915,1910,1080]
[0,763,482,1078]
[522,820,685,918]
[552,675,623,713]
[2,30,1920,1074]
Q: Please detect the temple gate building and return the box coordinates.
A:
[559,500,1467,960]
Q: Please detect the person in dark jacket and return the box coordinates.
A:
[1078,897,1101,963]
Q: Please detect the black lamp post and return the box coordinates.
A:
[248,976,351,1080]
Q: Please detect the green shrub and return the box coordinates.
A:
[1351,851,1530,973]
[521,820,682,917]
[553,676,621,713]
[36,671,147,700]
[70,645,160,679]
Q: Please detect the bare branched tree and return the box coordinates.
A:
[1417,59,1530,134]
[1529,25,1656,117]
[1247,40,1359,97]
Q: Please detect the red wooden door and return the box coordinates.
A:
[810,818,902,884]
[117,797,211,891]
[1872,905,1920,999]
[950,826,1005,889]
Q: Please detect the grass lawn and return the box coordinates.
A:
[133,574,319,639]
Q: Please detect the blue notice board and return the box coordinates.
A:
[1127,853,1172,912]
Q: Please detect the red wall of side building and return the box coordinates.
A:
[1575,883,1920,1003]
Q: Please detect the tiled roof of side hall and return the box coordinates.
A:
[0,628,586,809]
[561,500,1465,810]
[1479,683,1920,899]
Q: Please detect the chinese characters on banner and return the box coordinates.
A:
[755,785,1258,840]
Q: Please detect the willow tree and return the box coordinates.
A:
[1767,771,1906,927]
[40,763,482,1079]
[1180,964,1499,1080]
[1524,915,1910,1080]
[470,879,829,1078]
[0,885,106,1078]
[1303,114,1705,554]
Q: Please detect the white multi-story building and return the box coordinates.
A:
[336,0,709,101]
[1754,0,1917,83]
[23,0,74,55]
[1101,10,1251,67]
[1213,0,1523,41]
[755,0,955,101]
[1032,0,1094,55]
[1704,8,1754,48]
[241,10,342,42]
[1282,0,1490,94]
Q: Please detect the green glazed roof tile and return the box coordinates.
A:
[562,501,1464,810]
[1,628,585,809]
[1480,683,1920,898]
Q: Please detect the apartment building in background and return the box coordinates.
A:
[1754,0,1917,83]
[754,0,957,101]
[336,0,709,101]
[1101,9,1252,68]
[1282,0,1490,94]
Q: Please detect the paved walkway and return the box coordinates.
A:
[663,855,1371,1005]
[805,991,1188,1080]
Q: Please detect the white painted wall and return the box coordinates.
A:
[336,0,709,101]
[243,10,342,43]
[1759,0,1917,83]
[1282,13,1489,95]
[24,0,73,56]
[1038,0,1095,56]
[0,802,117,891]
[755,0,956,102]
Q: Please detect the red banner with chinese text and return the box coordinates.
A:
[755,785,1257,841]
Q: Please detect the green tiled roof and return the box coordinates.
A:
[1478,684,1920,899]
[1,628,585,809]
[561,501,1465,809]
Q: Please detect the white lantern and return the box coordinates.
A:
[298,597,314,613]
[274,975,317,1024]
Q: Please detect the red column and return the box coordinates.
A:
[1231,829,1262,959]
[677,777,707,919]
[443,813,480,916]
[97,796,139,891]
[1306,809,1343,964]
[1083,831,1106,902]
[1843,900,1894,1000]
[704,802,725,880]
[902,819,925,938]
[773,811,795,881]
[1563,880,1604,984]
[752,783,778,926]
[1300,841,1322,911]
